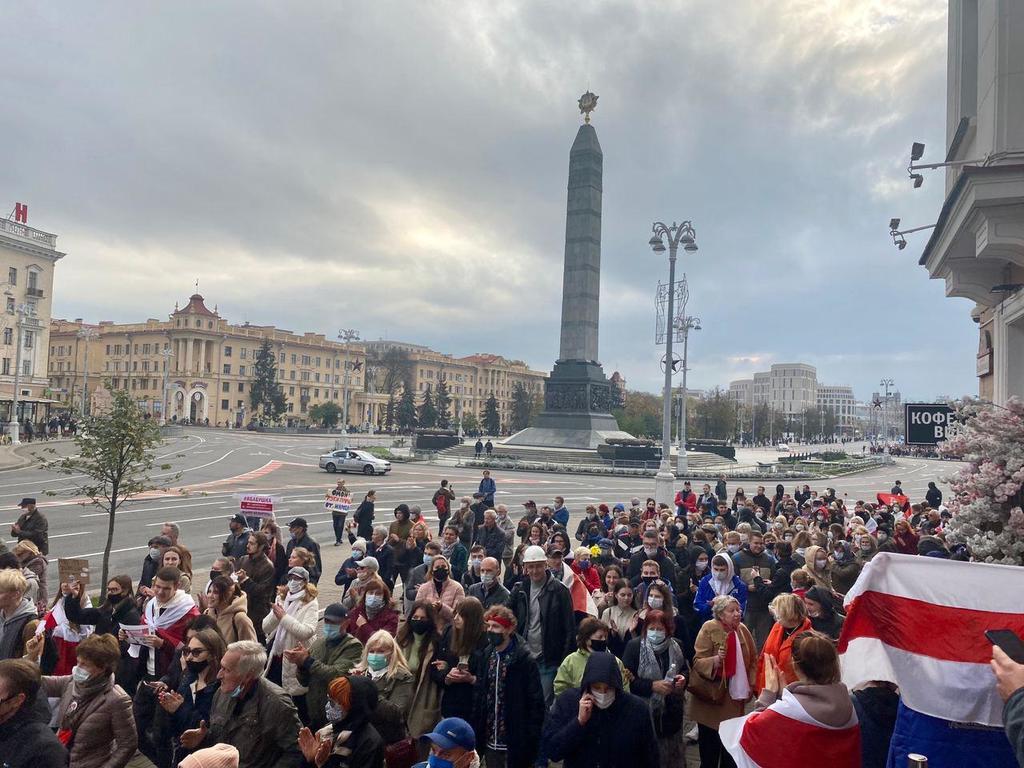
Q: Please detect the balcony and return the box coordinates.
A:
[27,287,43,298]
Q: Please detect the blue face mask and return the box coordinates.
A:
[228,683,244,699]
[323,624,341,640]
[423,554,434,567]
[427,755,454,768]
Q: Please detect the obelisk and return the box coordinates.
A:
[506,91,631,449]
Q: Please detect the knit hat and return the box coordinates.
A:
[179,744,240,768]
[328,676,352,709]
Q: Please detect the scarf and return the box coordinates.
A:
[269,589,307,659]
[59,671,113,733]
[128,589,196,658]
[440,540,457,560]
[639,635,684,723]
[723,628,750,701]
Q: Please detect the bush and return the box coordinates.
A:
[364,447,398,461]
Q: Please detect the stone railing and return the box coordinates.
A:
[0,218,57,249]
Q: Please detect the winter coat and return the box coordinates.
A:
[765,556,799,601]
[350,603,399,646]
[262,593,320,694]
[401,634,442,739]
[543,651,659,768]
[621,636,688,738]
[314,675,385,768]
[431,626,489,723]
[414,577,465,622]
[203,676,303,768]
[693,572,749,621]
[220,529,249,561]
[801,545,836,592]
[297,631,365,731]
[554,649,628,697]
[354,499,375,539]
[627,546,678,585]
[0,705,67,768]
[509,574,576,667]
[0,597,38,660]
[42,674,138,768]
[805,585,845,640]
[206,592,258,644]
[475,638,546,768]
[445,542,470,582]
[366,667,415,745]
[476,523,507,561]
[237,554,276,631]
[756,618,813,692]
[689,619,757,728]
[12,508,48,555]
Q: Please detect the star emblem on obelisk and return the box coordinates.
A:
[578,91,598,123]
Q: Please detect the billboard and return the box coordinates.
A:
[904,403,957,446]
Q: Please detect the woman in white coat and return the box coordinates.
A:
[262,565,320,723]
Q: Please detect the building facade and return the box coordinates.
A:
[0,212,64,428]
[728,378,754,408]
[816,384,857,435]
[729,364,819,415]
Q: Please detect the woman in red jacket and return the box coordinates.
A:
[756,592,812,692]
[349,576,399,645]
[892,519,920,555]
[571,547,602,592]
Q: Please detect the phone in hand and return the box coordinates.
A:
[986,629,1024,663]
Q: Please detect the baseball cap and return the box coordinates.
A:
[420,717,476,752]
[355,556,379,571]
[288,517,308,529]
[230,513,248,527]
[324,603,348,622]
[598,538,614,549]
[522,545,546,564]
[545,544,564,559]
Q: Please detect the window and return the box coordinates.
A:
[22,360,30,375]
[314,372,320,382]
[23,331,33,349]
[195,319,201,328]
[5,297,12,314]
[315,356,321,367]
[224,346,232,357]
[279,352,285,363]
[143,343,151,355]
[142,361,150,372]
[238,365,245,376]
[2,329,10,345]
[289,386,295,395]
[333,391,339,399]
[134,344,139,355]
[240,348,248,359]
[237,383,244,392]
[290,370,296,380]
[223,364,231,374]
[7,267,15,285]
[1,358,8,375]
[314,388,320,398]
[301,355,311,365]
[221,399,230,410]
[237,400,243,408]
[222,382,230,393]
[291,354,297,364]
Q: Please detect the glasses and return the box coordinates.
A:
[183,647,207,658]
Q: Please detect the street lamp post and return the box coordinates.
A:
[338,328,360,446]
[76,326,99,417]
[676,315,700,474]
[880,377,894,453]
[9,303,37,445]
[649,220,698,506]
[159,346,174,425]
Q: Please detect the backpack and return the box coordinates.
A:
[433,489,449,515]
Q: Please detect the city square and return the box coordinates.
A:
[2,3,1024,768]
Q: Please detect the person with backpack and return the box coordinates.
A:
[432,480,456,536]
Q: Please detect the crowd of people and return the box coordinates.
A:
[2,472,1023,768]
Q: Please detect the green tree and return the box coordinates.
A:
[435,379,452,429]
[396,388,418,433]
[48,390,178,599]
[309,400,342,428]
[384,393,396,431]
[612,389,662,438]
[250,339,287,423]
[483,394,501,435]
[418,386,439,428]
[693,388,735,439]
[510,382,536,431]
[461,411,479,435]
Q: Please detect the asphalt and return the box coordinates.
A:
[1,428,961,594]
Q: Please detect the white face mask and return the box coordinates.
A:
[591,688,616,709]
[480,572,495,585]
[287,580,304,594]
[713,569,728,581]
[695,560,708,571]
[648,595,664,609]
[72,665,92,685]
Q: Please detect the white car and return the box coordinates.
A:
[319,449,391,475]
[776,443,791,452]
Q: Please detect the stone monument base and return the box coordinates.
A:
[505,360,634,449]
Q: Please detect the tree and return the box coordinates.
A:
[366,347,414,394]
[384,393,396,432]
[461,411,479,435]
[250,339,287,423]
[693,388,735,440]
[483,394,501,435]
[612,389,662,438]
[396,388,418,433]
[941,398,1024,564]
[418,386,439,429]
[511,382,536,431]
[47,389,178,599]
[309,400,342,428]
[435,379,452,429]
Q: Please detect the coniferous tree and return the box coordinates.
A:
[249,339,287,423]
[483,394,500,435]
[418,386,438,429]
[396,388,418,433]
[435,379,452,429]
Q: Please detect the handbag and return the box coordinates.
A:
[687,663,727,705]
[384,737,419,768]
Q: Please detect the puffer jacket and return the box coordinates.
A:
[414,576,465,622]
[206,592,258,644]
[42,674,138,768]
[262,593,320,694]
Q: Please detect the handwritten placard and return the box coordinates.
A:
[58,558,90,586]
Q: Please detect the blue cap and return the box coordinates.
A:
[612,503,625,511]
[420,717,476,751]
[598,538,614,549]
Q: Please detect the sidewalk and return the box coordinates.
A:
[0,436,74,472]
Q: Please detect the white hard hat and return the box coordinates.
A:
[522,545,547,564]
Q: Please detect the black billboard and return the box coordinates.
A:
[904,403,957,446]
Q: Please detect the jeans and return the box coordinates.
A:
[697,723,736,768]
[332,514,347,544]
[537,662,558,708]
[483,748,507,768]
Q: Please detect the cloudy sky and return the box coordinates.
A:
[3,1,973,402]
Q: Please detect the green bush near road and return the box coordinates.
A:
[364,446,398,461]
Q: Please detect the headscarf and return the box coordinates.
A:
[709,553,735,597]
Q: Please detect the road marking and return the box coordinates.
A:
[80,499,225,518]
[46,544,149,563]
[4,531,90,545]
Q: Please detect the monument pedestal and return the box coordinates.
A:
[505,360,633,449]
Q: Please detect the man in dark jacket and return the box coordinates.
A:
[221,514,251,561]
[467,557,511,610]
[286,517,323,583]
[236,533,277,643]
[752,485,772,515]
[138,534,172,595]
[542,651,659,768]
[732,531,777,649]
[0,659,68,768]
[10,498,48,556]
[925,481,943,509]
[366,527,395,589]
[764,541,799,602]
[509,545,576,707]
[627,530,677,586]
[476,510,507,562]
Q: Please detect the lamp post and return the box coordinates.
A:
[879,377,895,452]
[338,328,360,446]
[159,346,174,425]
[675,315,700,474]
[9,302,37,445]
[76,326,99,417]
[650,220,698,506]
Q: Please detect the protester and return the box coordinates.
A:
[428,596,487,727]
[35,587,93,675]
[221,514,251,561]
[336,537,367,596]
[720,631,860,767]
[0,658,68,768]
[42,633,138,768]
[732,531,776,649]
[404,541,442,615]
[600,579,638,657]
[694,552,748,622]
[804,585,844,640]
[330,480,351,546]
[415,717,481,768]
[162,545,194,594]
[347,576,398,646]
[179,745,240,768]
[129,566,199,682]
[351,629,415,749]
[397,600,443,740]
[180,640,303,768]
[690,595,757,768]
[829,541,862,596]
[476,509,507,564]
[285,519,323,584]
[440,525,470,584]
[851,680,899,768]
[205,576,258,643]
[756,593,812,692]
[263,567,319,721]
[542,651,659,768]
[61,575,140,690]
[554,616,628,696]
[291,603,364,731]
[570,546,602,592]
[297,674,384,768]
[476,605,545,768]
[139,535,173,598]
[415,554,465,622]
[366,527,395,589]
[160,626,225,757]
[466,556,511,610]
[13,540,47,612]
[11,498,48,556]
[433,479,456,536]
[354,490,377,541]
[285,546,319,587]
[800,544,836,593]
[344,556,381,612]
[261,520,290,585]
[389,504,415,587]
[236,532,277,643]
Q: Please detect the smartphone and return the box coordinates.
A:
[985,629,1024,664]
[457,661,469,672]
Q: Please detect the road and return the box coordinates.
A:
[2,429,962,586]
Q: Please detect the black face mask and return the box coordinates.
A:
[209,571,221,582]
[589,639,608,653]
[107,592,125,605]
[641,575,656,585]
[186,659,208,675]
[410,619,431,636]
[487,631,505,647]
[433,569,449,581]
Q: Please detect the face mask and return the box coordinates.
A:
[713,569,728,581]
[108,592,125,604]
[325,700,345,723]
[480,572,495,585]
[807,607,821,618]
[815,558,827,569]
[579,560,591,570]
[323,623,341,640]
[739,534,749,544]
[589,639,608,653]
[641,575,656,585]
[487,630,506,647]
[367,652,389,671]
[796,547,806,557]
[878,533,888,542]
[433,568,449,581]
[646,629,666,645]
[794,525,805,532]
[186,659,208,675]
[470,558,482,569]
[71,666,92,685]
[228,683,245,699]
[644,546,658,557]
[783,535,794,542]
[648,595,664,609]
[149,547,162,561]
[410,618,431,635]
[352,550,364,560]
[423,554,434,567]
[726,544,740,553]
[365,594,384,610]
[591,688,616,709]
[695,559,708,571]
[288,580,304,594]
[427,756,455,768]
[588,512,597,519]
[860,545,872,553]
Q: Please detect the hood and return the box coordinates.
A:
[345,674,379,721]
[804,586,836,619]
[710,552,735,582]
[787,682,856,728]
[804,545,826,569]
[222,592,249,615]
[3,597,36,625]
[21,568,38,584]
[580,650,623,693]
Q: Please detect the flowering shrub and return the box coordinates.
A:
[940,398,1024,564]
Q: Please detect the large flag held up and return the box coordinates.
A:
[838,552,1024,727]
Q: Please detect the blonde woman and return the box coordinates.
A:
[351,629,415,746]
[13,540,47,612]
[262,566,319,718]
